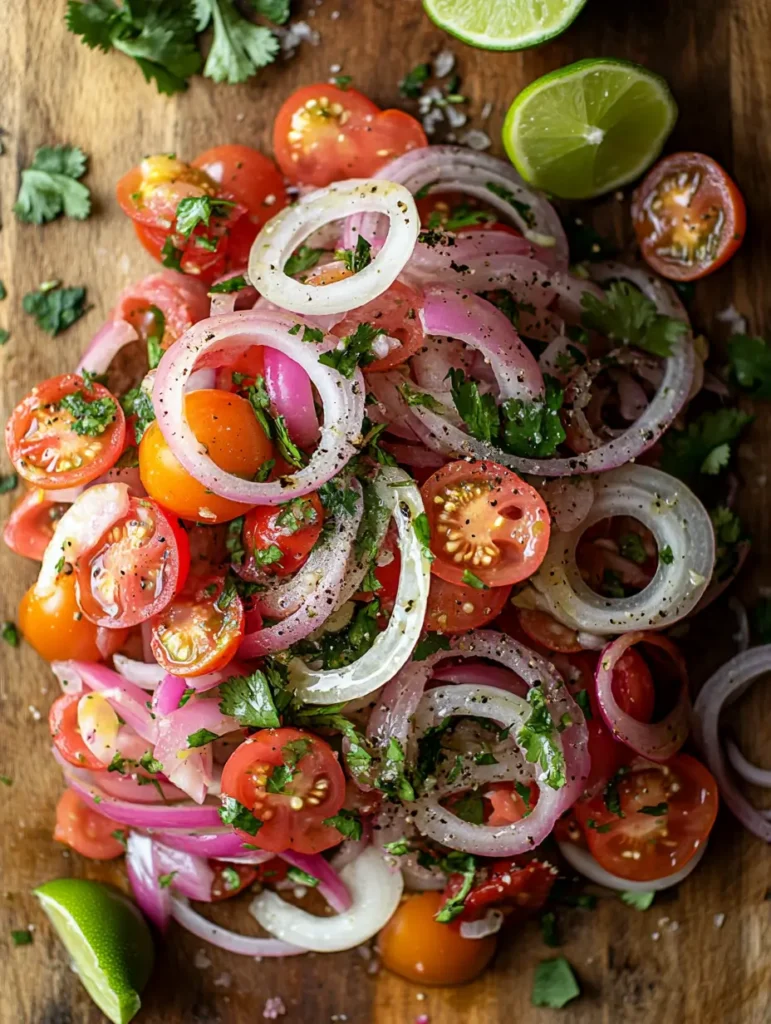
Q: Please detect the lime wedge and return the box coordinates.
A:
[422,0,587,50]
[34,879,154,1024]
[503,58,678,199]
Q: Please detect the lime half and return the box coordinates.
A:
[34,879,154,1024]
[423,0,587,50]
[503,58,678,199]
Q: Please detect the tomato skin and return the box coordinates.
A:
[344,107,428,178]
[19,573,102,662]
[220,728,346,855]
[445,858,556,924]
[632,152,746,281]
[113,270,210,352]
[241,492,324,578]
[192,144,287,222]
[74,498,190,628]
[49,693,106,771]
[6,375,126,491]
[575,754,719,882]
[484,781,539,826]
[209,861,259,901]
[3,488,66,561]
[139,389,273,524]
[517,609,583,653]
[426,575,511,633]
[421,460,550,588]
[378,891,496,985]
[54,790,126,860]
[612,648,656,722]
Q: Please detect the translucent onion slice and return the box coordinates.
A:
[530,465,715,634]
[557,838,707,892]
[248,179,418,315]
[171,897,305,957]
[289,467,431,705]
[250,847,403,953]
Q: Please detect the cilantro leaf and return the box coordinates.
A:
[0,474,18,495]
[174,195,235,237]
[399,63,430,99]
[415,719,452,785]
[532,957,581,1009]
[375,736,415,802]
[218,669,280,728]
[517,685,566,790]
[319,479,359,517]
[500,375,566,458]
[453,790,485,824]
[284,245,324,276]
[196,0,279,85]
[461,570,487,590]
[187,728,219,748]
[210,274,248,294]
[286,866,319,887]
[485,181,535,228]
[398,382,445,412]
[11,929,33,947]
[448,368,499,443]
[319,321,383,378]
[296,599,382,671]
[659,544,674,565]
[282,738,313,769]
[322,808,363,841]
[218,795,262,834]
[14,145,91,224]
[541,910,560,947]
[727,334,771,398]
[59,391,117,436]
[620,890,655,911]
[275,497,318,534]
[23,284,88,335]
[619,532,647,564]
[120,386,156,442]
[412,633,451,661]
[266,764,295,794]
[334,236,372,274]
[660,408,753,482]
[580,281,688,357]
[640,802,668,816]
[252,0,290,24]
[435,853,476,923]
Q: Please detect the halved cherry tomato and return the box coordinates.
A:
[139,389,273,524]
[113,270,210,353]
[331,281,425,373]
[425,574,511,633]
[484,781,538,826]
[209,861,259,901]
[575,754,719,882]
[517,608,583,653]
[273,84,426,187]
[54,789,126,859]
[612,648,656,722]
[49,693,106,771]
[421,460,550,588]
[220,728,346,854]
[218,346,266,393]
[73,497,189,628]
[6,374,126,491]
[3,488,66,561]
[444,857,556,924]
[241,492,324,578]
[150,573,244,677]
[632,152,746,281]
[378,891,496,985]
[19,573,101,662]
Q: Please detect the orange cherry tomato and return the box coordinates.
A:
[421,460,550,588]
[3,488,66,561]
[378,891,497,985]
[575,754,719,882]
[19,573,101,662]
[150,573,244,677]
[49,693,106,771]
[139,389,273,524]
[241,492,324,578]
[6,374,126,491]
[331,281,425,373]
[54,790,126,860]
[220,728,347,855]
[632,152,746,281]
[425,574,511,633]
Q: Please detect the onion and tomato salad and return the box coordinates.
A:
[3,80,754,987]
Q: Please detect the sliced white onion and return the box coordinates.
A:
[171,897,305,957]
[460,909,504,939]
[153,311,365,505]
[112,655,166,689]
[531,465,715,634]
[532,476,595,533]
[558,838,707,892]
[289,467,431,704]
[250,847,403,952]
[725,739,771,788]
[249,179,418,315]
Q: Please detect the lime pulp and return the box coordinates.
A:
[422,0,588,51]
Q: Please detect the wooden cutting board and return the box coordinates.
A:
[1,1,769,1021]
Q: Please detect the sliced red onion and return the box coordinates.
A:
[589,261,689,321]
[557,838,707,892]
[127,832,171,931]
[249,179,419,315]
[153,831,273,861]
[77,692,120,766]
[381,442,446,471]
[344,146,568,268]
[725,739,771,788]
[366,369,422,441]
[407,253,559,313]
[75,319,138,376]
[693,647,771,841]
[408,229,540,285]
[154,840,215,902]
[153,311,365,505]
[431,661,528,698]
[460,909,504,939]
[171,897,305,956]
[112,655,166,689]
[421,287,544,401]
[55,660,157,743]
[152,674,188,716]
[289,468,431,704]
[250,847,402,953]
[595,633,690,761]
[531,465,714,634]
[153,698,238,804]
[87,768,186,804]
[278,852,352,914]
[264,348,319,448]
[209,271,258,316]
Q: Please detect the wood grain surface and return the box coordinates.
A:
[1,1,770,1022]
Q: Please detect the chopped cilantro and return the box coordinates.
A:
[319,479,359,517]
[14,144,91,224]
[453,789,485,825]
[174,195,235,237]
[219,796,263,834]
[319,321,383,378]
[23,284,89,335]
[412,633,451,661]
[620,890,655,911]
[435,852,476,923]
[660,408,753,483]
[640,802,668,816]
[288,323,324,343]
[120,386,156,442]
[727,333,771,398]
[1,621,19,647]
[461,569,488,590]
[0,474,17,495]
[415,719,452,785]
[298,598,382,671]
[0,775,12,786]
[752,597,771,644]
[602,569,626,598]
[282,738,313,770]
[225,516,245,565]
[210,274,248,294]
[659,544,674,565]
[517,685,566,790]
[284,245,324,276]
[286,866,319,887]
[160,237,183,270]
[603,767,628,817]
[515,779,533,811]
[383,838,410,856]
[333,74,352,90]
[448,367,499,443]
[376,737,415,802]
[139,752,163,774]
[187,728,219,748]
[573,689,592,721]
[275,497,318,534]
[541,910,560,947]
[500,376,566,458]
[158,871,178,889]
[580,281,688,357]
[619,532,647,564]
[59,391,117,437]
[399,62,430,98]
[334,236,372,273]
[412,512,433,562]
[11,929,33,947]
[485,181,535,228]
[0,329,9,346]
[322,808,363,841]
[531,956,581,1008]
[266,764,295,794]
[398,382,445,411]
[218,669,280,728]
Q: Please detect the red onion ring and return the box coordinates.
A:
[595,632,690,761]
[154,840,215,902]
[725,739,771,788]
[154,831,273,861]
[152,310,365,506]
[152,674,187,715]
[112,655,166,689]
[53,661,157,744]
[264,348,320,448]
[75,319,138,376]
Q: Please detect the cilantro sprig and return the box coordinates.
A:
[14,145,91,225]
[580,281,688,357]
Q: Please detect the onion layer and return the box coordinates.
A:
[171,897,305,957]
[558,838,707,892]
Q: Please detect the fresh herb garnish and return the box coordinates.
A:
[319,321,384,378]
[660,408,753,483]
[399,62,430,99]
[517,685,566,790]
[435,852,476,923]
[375,737,415,802]
[640,802,668,816]
[275,497,318,534]
[23,283,89,335]
[284,245,325,277]
[334,236,372,274]
[120,386,156,442]
[59,391,117,437]
[322,808,363,841]
[218,669,281,728]
[0,474,17,495]
[531,956,581,1009]
[174,195,235,237]
[727,333,771,398]
[286,866,320,887]
[620,890,655,911]
[11,929,33,947]
[187,728,219,748]
[619,532,647,565]
[1,621,20,647]
[461,569,488,590]
[14,145,91,224]
[210,274,248,294]
[580,281,688,357]
[659,544,674,565]
[485,181,535,228]
[218,795,262,834]
[412,633,452,661]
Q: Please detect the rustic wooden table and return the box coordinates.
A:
[1,1,769,1021]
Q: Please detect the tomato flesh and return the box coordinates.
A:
[3,488,66,561]
[19,573,102,662]
[209,861,259,901]
[54,790,126,859]
[517,608,583,653]
[241,492,324,578]
[421,460,550,588]
[426,574,511,633]
[632,152,746,281]
[331,281,425,373]
[444,857,556,923]
[221,729,346,854]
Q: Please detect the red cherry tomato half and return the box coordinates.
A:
[49,693,106,771]
[150,573,244,677]
[220,727,346,855]
[242,492,324,578]
[612,648,656,722]
[54,790,126,860]
[3,488,67,561]
[421,460,550,588]
[444,857,556,924]
[209,860,259,901]
[73,498,190,629]
[517,608,583,653]
[575,754,719,882]
[632,152,746,281]
[113,270,210,353]
[331,281,425,373]
[425,574,512,633]
[6,374,126,491]
[484,781,539,826]
[417,190,523,235]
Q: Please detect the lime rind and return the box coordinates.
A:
[503,58,678,199]
[422,0,588,51]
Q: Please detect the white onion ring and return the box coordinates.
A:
[460,910,504,939]
[531,465,714,634]
[248,179,418,315]
[152,311,365,505]
[171,897,305,957]
[531,477,595,533]
[558,838,707,892]
[693,647,771,841]
[725,739,771,788]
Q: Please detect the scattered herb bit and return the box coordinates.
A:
[319,479,359,517]
[319,321,383,378]
[541,910,560,947]
[399,62,430,99]
[414,719,452,785]
[11,929,33,947]
[0,775,12,786]
[412,512,433,563]
[333,74,352,90]
[108,752,128,774]
[659,544,674,565]
[581,281,688,357]
[461,569,488,590]
[60,391,117,437]
[602,569,626,599]
[412,633,451,661]
[1,622,19,647]
[383,838,410,856]
[660,408,753,483]
[585,818,612,833]
[335,235,372,274]
[282,738,312,770]
[435,852,476,923]
[266,764,295,794]
[375,736,415,802]
[14,144,91,224]
[448,367,499,443]
[500,375,567,458]
[284,245,324,277]
[514,780,533,811]
[286,866,319,887]
[517,685,566,789]
[23,284,89,335]
[219,669,281,728]
[0,281,5,301]
[110,829,127,848]
[218,795,263,834]
[322,808,363,841]
[485,181,535,228]
[531,956,581,1009]
[288,323,324,344]
[398,382,445,411]
[138,752,163,774]
[160,236,183,270]
[727,333,771,398]
[640,802,668,816]
[158,871,178,889]
[453,789,485,825]
[0,474,17,495]
[0,329,9,346]
[275,497,318,534]
[620,890,655,911]
[225,516,245,565]
[120,386,156,442]
[573,689,592,721]
[175,195,235,237]
[619,532,647,565]
[603,767,628,818]
[187,728,219,748]
[210,274,248,294]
